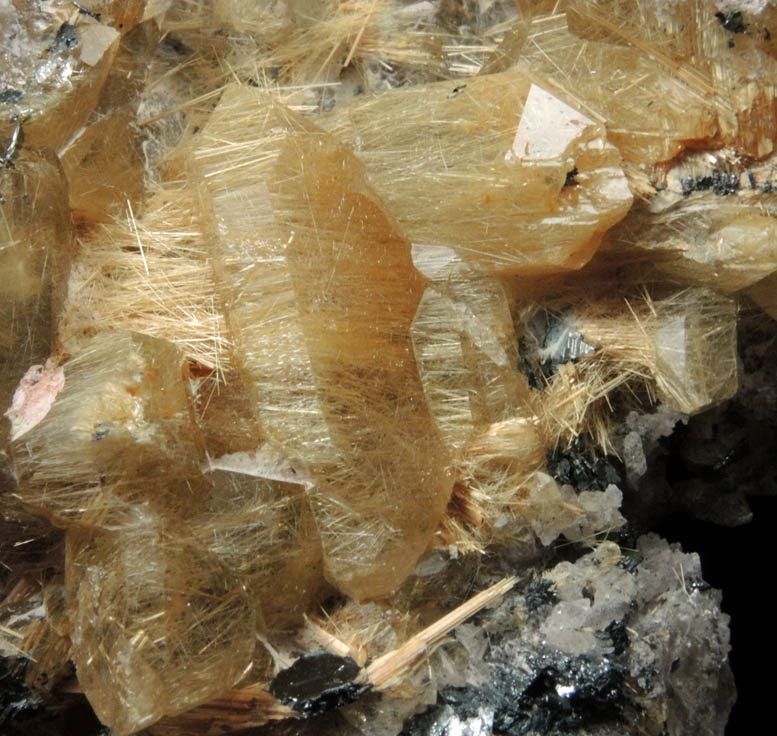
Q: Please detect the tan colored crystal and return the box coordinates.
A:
[0,1,147,153]
[66,512,255,735]
[565,0,777,158]
[410,247,532,452]
[321,70,632,277]
[650,289,738,415]
[489,12,719,164]
[615,197,777,293]
[569,288,738,416]
[0,147,74,445]
[58,181,228,373]
[1,1,764,731]
[60,21,160,223]
[192,86,452,599]
[192,460,329,629]
[210,0,446,89]
[11,331,208,527]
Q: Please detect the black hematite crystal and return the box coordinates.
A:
[268,651,369,717]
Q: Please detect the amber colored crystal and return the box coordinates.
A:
[565,0,777,158]
[515,10,720,163]
[209,0,446,88]
[0,1,149,154]
[614,197,777,294]
[411,247,533,452]
[321,70,632,277]
[57,181,228,374]
[0,147,74,446]
[11,331,209,528]
[66,513,255,735]
[191,372,330,629]
[1,2,764,732]
[192,461,329,629]
[59,21,160,223]
[192,87,452,599]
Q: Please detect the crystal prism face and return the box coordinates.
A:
[322,71,632,277]
[193,462,328,628]
[192,87,452,600]
[619,197,777,293]
[0,148,74,443]
[411,250,532,452]
[652,289,738,415]
[66,513,255,736]
[11,331,208,527]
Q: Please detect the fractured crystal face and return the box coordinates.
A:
[66,511,255,735]
[11,331,208,527]
[192,87,452,600]
[321,71,632,276]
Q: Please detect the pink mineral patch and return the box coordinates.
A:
[5,363,65,441]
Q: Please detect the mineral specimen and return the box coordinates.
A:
[66,511,256,735]
[192,87,452,600]
[410,249,531,451]
[400,537,734,736]
[2,0,770,734]
[10,331,208,528]
[322,71,633,276]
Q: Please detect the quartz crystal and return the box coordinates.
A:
[59,20,160,222]
[410,248,532,452]
[0,1,148,153]
[2,0,767,733]
[11,331,208,528]
[58,181,228,373]
[564,0,777,159]
[322,70,633,276]
[541,287,740,419]
[650,289,738,415]
[192,461,328,629]
[0,147,74,447]
[66,510,255,735]
[615,196,777,293]
[495,13,718,164]
[192,87,452,600]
